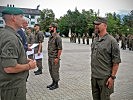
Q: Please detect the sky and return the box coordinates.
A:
[0,0,133,18]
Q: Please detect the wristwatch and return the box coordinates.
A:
[110,75,116,80]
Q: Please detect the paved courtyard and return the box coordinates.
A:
[26,38,133,100]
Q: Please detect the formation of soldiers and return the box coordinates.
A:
[122,34,133,51]
[113,34,133,51]
[92,32,133,51]
[69,32,133,51]
[70,33,77,43]
[70,32,90,45]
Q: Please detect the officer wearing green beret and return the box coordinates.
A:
[0,7,36,100]
[91,17,121,100]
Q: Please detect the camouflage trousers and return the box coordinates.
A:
[48,58,60,82]
[91,77,114,100]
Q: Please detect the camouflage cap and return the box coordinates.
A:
[34,24,40,27]
[50,22,58,28]
[93,17,107,25]
[2,7,24,15]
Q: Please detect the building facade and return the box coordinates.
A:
[0,5,41,28]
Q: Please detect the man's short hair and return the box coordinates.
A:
[34,24,41,29]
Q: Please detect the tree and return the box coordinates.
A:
[106,13,121,35]
[57,15,69,37]
[54,8,132,37]
[58,8,94,36]
[39,9,55,32]
[122,10,133,35]
[82,9,97,36]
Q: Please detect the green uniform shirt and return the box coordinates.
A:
[0,26,28,89]
[34,31,44,43]
[27,33,35,44]
[48,33,62,58]
[91,33,121,79]
[34,31,44,53]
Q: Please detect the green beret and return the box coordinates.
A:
[2,7,24,15]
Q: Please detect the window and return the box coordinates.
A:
[24,14,29,18]
[0,20,3,24]
[0,13,2,17]
[31,15,35,19]
[31,21,35,25]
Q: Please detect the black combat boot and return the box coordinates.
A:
[47,80,55,88]
[35,69,42,75]
[49,81,59,90]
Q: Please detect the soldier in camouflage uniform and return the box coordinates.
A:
[0,7,36,100]
[26,27,35,59]
[121,34,126,50]
[74,33,77,43]
[78,33,81,44]
[131,34,133,51]
[70,33,73,43]
[128,34,132,50]
[47,22,62,90]
[86,33,90,45]
[82,33,85,44]
[71,33,74,43]
[91,17,121,100]
[126,34,130,48]
[33,24,44,75]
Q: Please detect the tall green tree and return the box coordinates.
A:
[39,9,55,32]
[55,8,132,37]
[122,10,133,34]
[58,8,91,37]
[57,15,69,36]
[82,9,97,36]
[106,13,121,35]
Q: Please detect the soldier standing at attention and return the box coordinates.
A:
[86,33,90,45]
[0,7,36,100]
[47,22,62,90]
[33,24,44,75]
[74,33,77,43]
[78,33,81,44]
[91,17,121,100]
[82,33,85,44]
[26,27,35,47]
[26,27,35,59]
[121,34,126,50]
